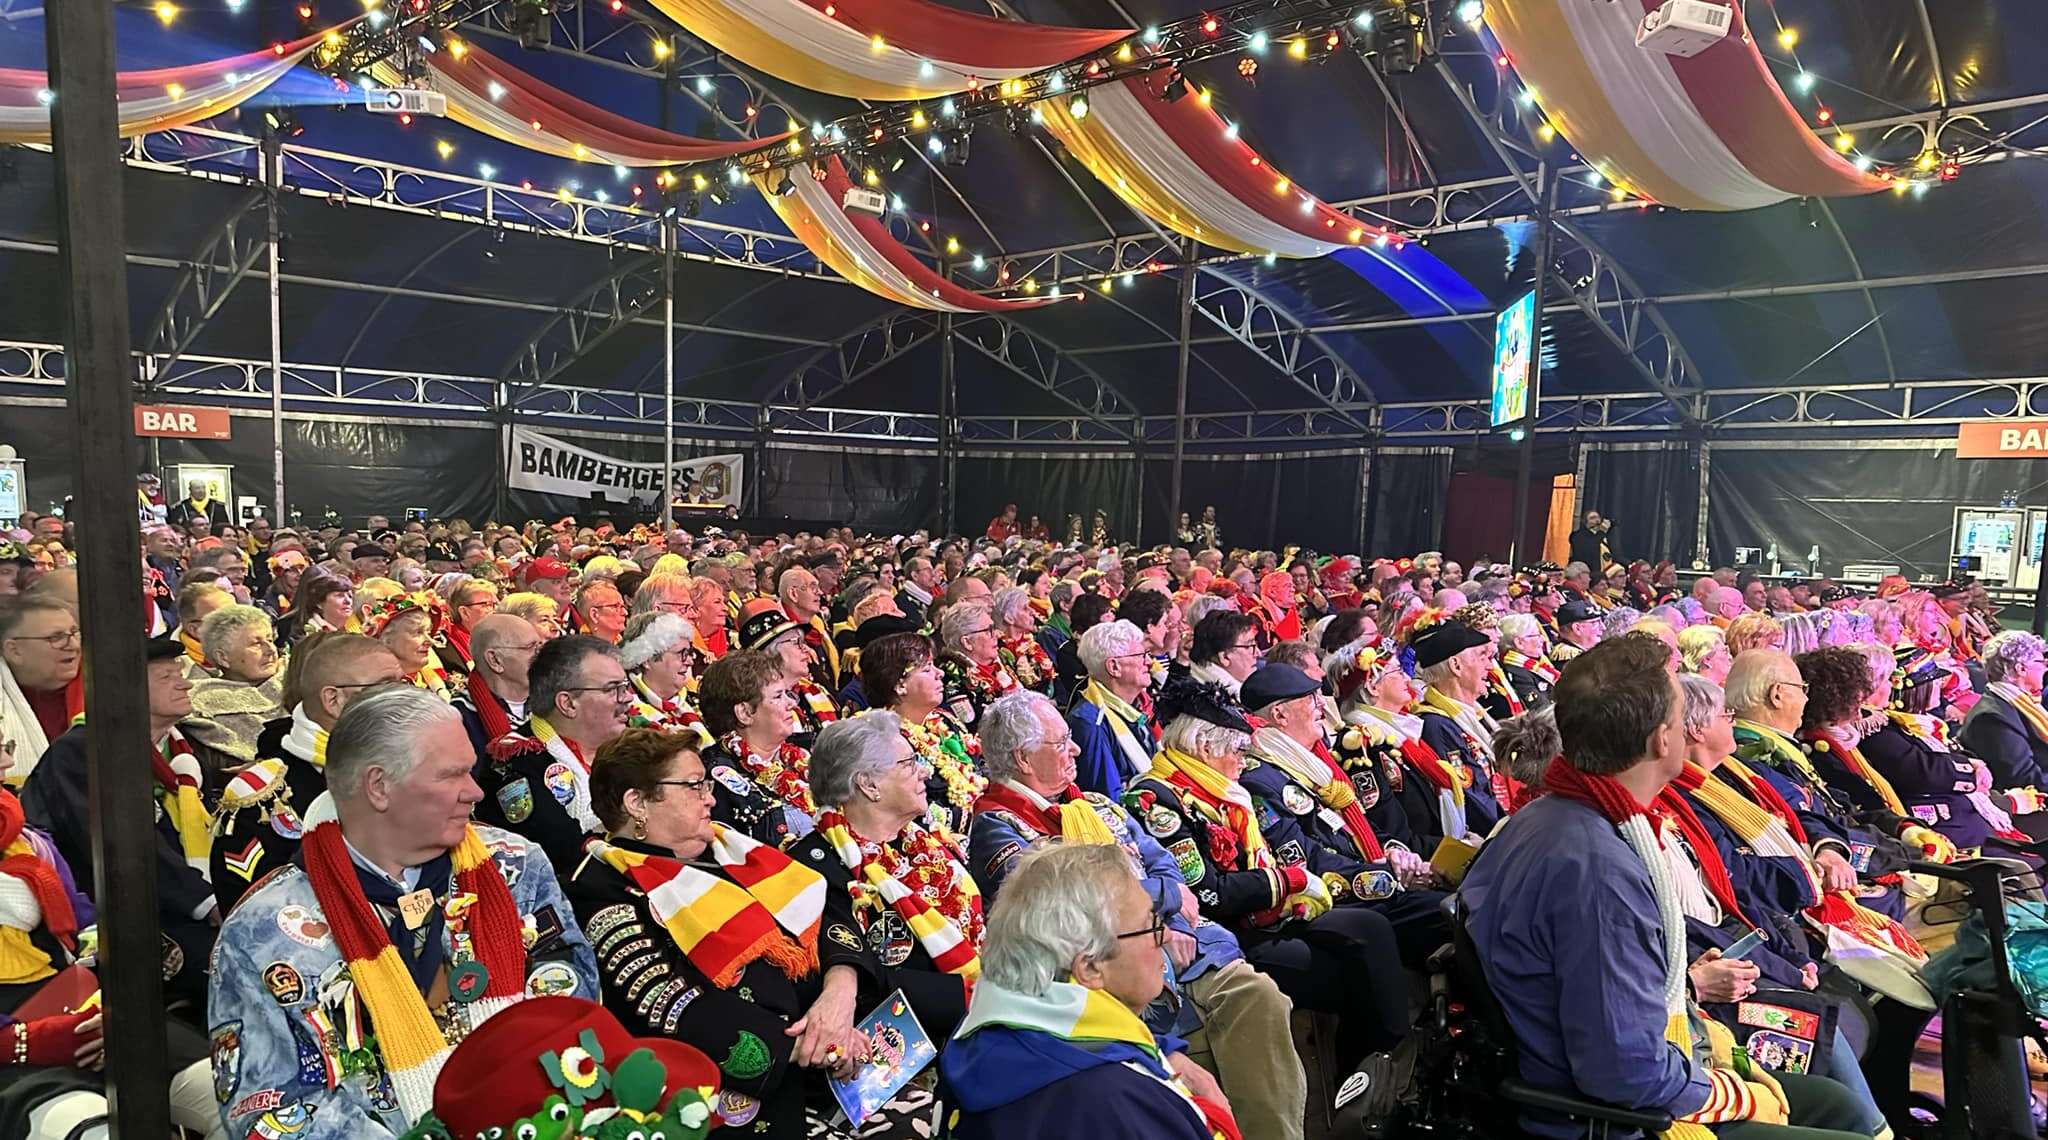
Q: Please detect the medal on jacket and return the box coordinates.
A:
[398,888,436,930]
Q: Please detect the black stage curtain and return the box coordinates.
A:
[1138,454,1363,553]
[955,453,1133,542]
[760,447,936,535]
[1367,449,1452,558]
[158,416,498,526]
[1581,443,1702,567]
[1707,444,2048,579]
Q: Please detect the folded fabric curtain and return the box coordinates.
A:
[384,39,785,165]
[1038,73,1394,258]
[754,156,1063,311]
[644,0,1129,100]
[0,34,320,145]
[1483,0,1882,210]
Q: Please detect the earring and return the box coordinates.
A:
[633,817,648,839]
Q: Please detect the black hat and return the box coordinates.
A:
[737,602,803,652]
[1931,579,1970,599]
[1409,622,1491,670]
[1818,583,1859,605]
[1894,644,1945,690]
[1556,598,1602,625]
[1240,663,1322,712]
[145,635,186,662]
[853,614,921,651]
[1154,676,1254,735]
[353,546,391,564]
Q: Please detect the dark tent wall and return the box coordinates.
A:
[955,453,1134,543]
[1703,441,2044,579]
[1578,442,1704,568]
[1140,451,1368,554]
[1366,448,1454,558]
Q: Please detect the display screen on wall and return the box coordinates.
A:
[1490,289,1537,428]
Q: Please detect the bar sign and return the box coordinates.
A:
[134,404,231,440]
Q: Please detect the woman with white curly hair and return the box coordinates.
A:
[1960,630,2048,826]
[618,611,711,746]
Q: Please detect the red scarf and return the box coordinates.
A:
[465,669,528,760]
[1649,787,1752,927]
[972,781,1078,838]
[1503,650,1559,684]
[1486,664,1526,717]
[1541,755,1646,825]
[1396,734,1463,796]
[0,790,76,950]
[443,624,473,670]
[1310,739,1385,861]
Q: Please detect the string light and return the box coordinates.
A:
[911,109,927,128]
[1793,71,1813,92]
[1098,279,1112,293]
[1068,95,1089,119]
[945,236,960,254]
[652,39,670,60]
[1143,26,1159,43]
[154,1,178,24]
[863,168,879,186]
[165,82,184,99]
[479,162,496,179]
[487,81,506,100]
[1776,27,1798,49]
[869,33,886,52]
[1458,1,1482,26]
[436,139,454,159]
[1288,38,1307,60]
[446,37,467,58]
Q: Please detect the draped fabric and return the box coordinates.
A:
[1039,73,1396,257]
[375,40,784,166]
[1484,0,1883,210]
[1579,443,1701,566]
[0,35,319,145]
[754,156,1063,311]
[644,0,1129,100]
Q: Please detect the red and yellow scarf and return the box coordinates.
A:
[153,728,211,878]
[0,789,77,983]
[816,810,982,980]
[588,826,823,988]
[720,732,815,816]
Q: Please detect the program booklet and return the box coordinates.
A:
[828,989,938,1127]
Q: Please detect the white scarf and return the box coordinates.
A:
[529,715,600,833]
[900,581,933,610]
[280,702,327,765]
[1347,704,1424,744]
[1422,686,1499,763]
[1190,662,1242,697]
[0,659,51,784]
[1249,727,1355,838]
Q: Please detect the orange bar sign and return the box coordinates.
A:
[134,404,230,440]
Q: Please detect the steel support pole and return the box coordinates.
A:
[662,217,675,531]
[266,133,286,524]
[495,382,510,522]
[937,265,956,534]
[1509,164,1556,566]
[47,1,172,1131]
[1131,416,1146,546]
[1169,238,1195,535]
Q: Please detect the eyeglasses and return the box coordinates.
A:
[459,598,499,611]
[1116,916,1168,948]
[567,681,635,700]
[1230,639,1260,651]
[655,775,714,797]
[654,600,696,615]
[1774,679,1810,693]
[496,641,545,655]
[588,602,626,614]
[6,628,80,648]
[963,626,995,638]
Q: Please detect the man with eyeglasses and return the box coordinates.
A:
[0,596,84,782]
[574,579,629,646]
[473,635,632,869]
[453,613,546,762]
[1188,611,1261,699]
[440,579,500,673]
[210,633,403,912]
[1070,619,1159,802]
[777,566,841,690]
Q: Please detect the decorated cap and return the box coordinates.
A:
[353,545,392,564]
[1241,663,1322,712]
[521,557,572,586]
[1931,579,1971,599]
[737,598,802,652]
[1894,644,1946,690]
[145,634,186,662]
[359,590,449,639]
[1350,645,1401,684]
[1818,583,1859,605]
[1154,676,1254,735]
[0,540,30,566]
[1408,617,1491,670]
[430,996,720,1140]
[1556,598,1602,626]
[269,549,309,575]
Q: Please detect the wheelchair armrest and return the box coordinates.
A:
[1427,943,1457,974]
[1498,1079,1675,1133]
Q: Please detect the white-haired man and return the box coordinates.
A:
[968,692,1303,1140]
[1069,619,1157,801]
[778,565,840,688]
[209,685,595,1138]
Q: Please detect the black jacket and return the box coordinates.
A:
[209,714,326,915]
[1960,691,2048,791]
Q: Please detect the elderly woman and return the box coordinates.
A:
[1960,630,2048,825]
[788,715,982,1043]
[991,587,1054,695]
[360,590,455,699]
[1677,623,1732,684]
[498,589,562,637]
[1596,605,1642,644]
[618,612,711,747]
[183,603,285,767]
[689,576,731,659]
[1723,610,1784,658]
[736,600,837,744]
[1859,644,2031,852]
[1126,676,1412,1070]
[936,601,1018,730]
[1794,647,1956,865]
[571,728,897,1137]
[262,548,309,620]
[860,631,985,836]
[942,844,1235,1140]
[698,648,814,846]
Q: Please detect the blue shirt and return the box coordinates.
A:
[1069,696,1154,803]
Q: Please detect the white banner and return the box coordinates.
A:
[507,426,745,509]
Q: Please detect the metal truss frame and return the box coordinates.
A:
[500,253,669,399]
[5,339,2045,441]
[950,314,1143,441]
[762,312,943,412]
[1191,269,1376,428]
[141,188,268,375]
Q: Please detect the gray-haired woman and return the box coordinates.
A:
[935,601,1018,729]
[184,603,285,768]
[787,714,982,1044]
[1961,630,2048,825]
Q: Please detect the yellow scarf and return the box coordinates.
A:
[1145,747,1272,872]
[1808,730,1908,819]
[1082,678,1154,779]
[1992,683,2048,744]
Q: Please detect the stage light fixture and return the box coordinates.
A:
[684,195,702,217]
[1161,72,1188,102]
[1068,95,1089,119]
[773,171,796,196]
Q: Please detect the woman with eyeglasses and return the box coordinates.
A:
[498,590,563,638]
[860,631,986,838]
[571,728,895,1138]
[360,590,456,700]
[789,716,983,1051]
[698,648,816,847]
[619,611,712,748]
[936,601,1019,731]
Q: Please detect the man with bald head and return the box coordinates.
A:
[1710,587,1746,628]
[211,632,403,911]
[779,564,840,688]
[453,613,545,761]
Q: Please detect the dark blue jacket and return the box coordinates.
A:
[1069,695,1154,802]
[1418,711,1503,835]
[1960,691,2048,791]
[1858,721,1998,849]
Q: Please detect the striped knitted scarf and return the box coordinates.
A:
[1146,747,1274,875]
[1250,728,1384,861]
[816,811,982,981]
[153,728,211,879]
[1540,759,1774,1136]
[588,826,822,988]
[0,789,76,983]
[971,781,1117,847]
[1080,679,1153,782]
[300,819,526,1123]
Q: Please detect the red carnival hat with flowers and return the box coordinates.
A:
[359,590,450,639]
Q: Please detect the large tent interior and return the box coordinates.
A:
[4,0,2047,579]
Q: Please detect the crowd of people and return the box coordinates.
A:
[0,494,2038,1139]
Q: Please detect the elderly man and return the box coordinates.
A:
[451,613,544,760]
[969,692,1305,1140]
[167,477,230,533]
[1461,636,1874,1140]
[1240,663,1446,962]
[211,632,405,911]
[0,595,84,782]
[897,555,939,621]
[189,542,252,606]
[208,685,596,1137]
[777,565,841,688]
[1069,619,1158,801]
[440,578,499,673]
[1552,597,1603,663]
[1497,611,1559,711]
[573,578,628,645]
[518,555,573,605]
[943,845,1237,1140]
[471,635,630,870]
[24,636,214,1000]
[1707,586,1748,630]
[1411,619,1508,837]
